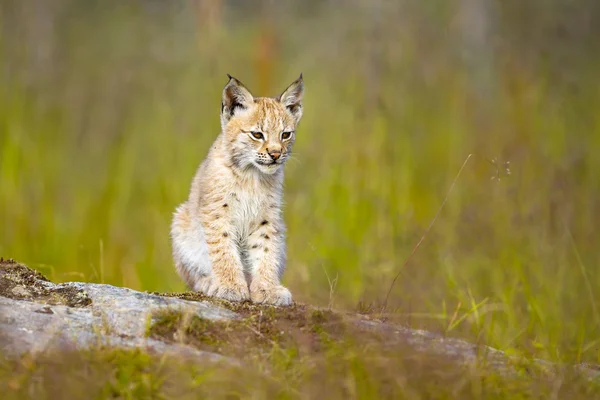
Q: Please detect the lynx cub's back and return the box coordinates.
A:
[170,74,304,306]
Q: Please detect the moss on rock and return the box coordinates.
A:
[148,293,348,358]
[0,258,91,307]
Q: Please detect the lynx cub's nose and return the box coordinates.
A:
[268,150,282,160]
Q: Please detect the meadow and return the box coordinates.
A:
[1,1,599,397]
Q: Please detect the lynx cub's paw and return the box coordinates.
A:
[192,276,213,293]
[250,282,293,306]
[207,279,250,302]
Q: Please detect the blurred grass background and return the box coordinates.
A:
[1,0,599,364]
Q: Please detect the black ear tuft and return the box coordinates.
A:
[278,74,304,123]
[221,75,254,124]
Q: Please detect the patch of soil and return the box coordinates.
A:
[150,291,355,358]
[0,258,91,307]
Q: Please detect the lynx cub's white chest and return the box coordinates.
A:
[170,74,304,306]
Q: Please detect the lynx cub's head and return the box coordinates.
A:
[220,74,304,175]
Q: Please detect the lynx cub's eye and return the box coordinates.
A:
[281,131,293,140]
[250,131,264,140]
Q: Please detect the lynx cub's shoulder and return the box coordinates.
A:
[170,74,304,306]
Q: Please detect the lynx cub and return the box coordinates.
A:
[170,74,304,306]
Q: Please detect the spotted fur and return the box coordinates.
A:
[170,74,304,306]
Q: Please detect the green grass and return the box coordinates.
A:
[1,1,600,395]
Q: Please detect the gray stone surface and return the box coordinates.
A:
[0,260,236,361]
[356,318,600,381]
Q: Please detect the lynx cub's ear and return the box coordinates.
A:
[221,74,254,125]
[277,74,304,124]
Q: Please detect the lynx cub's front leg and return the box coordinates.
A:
[171,73,304,306]
[248,215,291,306]
[200,201,250,302]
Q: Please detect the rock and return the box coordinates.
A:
[0,258,598,382]
[354,319,600,381]
[0,258,235,362]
